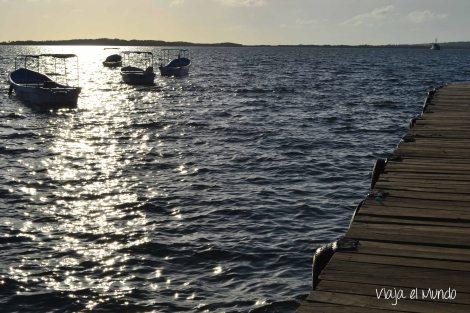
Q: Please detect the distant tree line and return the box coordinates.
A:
[260,42,470,49]
[0,38,243,47]
[1,38,470,48]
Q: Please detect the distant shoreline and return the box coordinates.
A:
[2,39,470,49]
[0,39,243,47]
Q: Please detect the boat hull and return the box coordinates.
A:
[103,61,122,67]
[9,69,81,107]
[159,65,190,77]
[11,84,81,107]
[121,72,155,85]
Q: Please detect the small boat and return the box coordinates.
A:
[8,54,81,107]
[159,49,191,77]
[120,51,155,85]
[430,38,441,50]
[103,54,122,67]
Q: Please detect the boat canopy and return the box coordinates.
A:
[161,48,189,52]
[121,51,153,68]
[16,54,40,59]
[40,54,77,58]
[159,49,190,66]
[13,53,80,87]
[17,54,77,59]
[122,51,153,55]
[15,54,78,68]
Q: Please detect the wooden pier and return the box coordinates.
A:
[297,84,470,313]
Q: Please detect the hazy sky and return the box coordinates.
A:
[0,0,468,45]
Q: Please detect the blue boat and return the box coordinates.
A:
[8,54,81,107]
[159,49,191,77]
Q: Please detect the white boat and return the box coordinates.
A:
[8,54,81,107]
[120,51,155,85]
[159,49,191,77]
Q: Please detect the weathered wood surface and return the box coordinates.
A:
[297,84,470,312]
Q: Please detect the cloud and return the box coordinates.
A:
[214,0,266,7]
[280,18,327,29]
[341,5,395,27]
[168,0,268,8]
[169,0,184,7]
[407,10,447,23]
[295,18,321,26]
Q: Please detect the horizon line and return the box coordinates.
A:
[2,38,470,48]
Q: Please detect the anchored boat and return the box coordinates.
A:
[120,51,155,85]
[430,38,441,50]
[8,54,81,107]
[159,49,191,77]
[103,54,122,67]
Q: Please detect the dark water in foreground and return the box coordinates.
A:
[1,46,470,312]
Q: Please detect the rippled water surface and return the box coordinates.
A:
[1,46,470,312]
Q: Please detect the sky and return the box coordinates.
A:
[0,0,469,45]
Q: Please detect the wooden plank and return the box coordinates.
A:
[411,133,470,139]
[363,196,470,212]
[400,161,470,168]
[396,146,470,155]
[378,177,470,187]
[354,215,470,228]
[381,171,470,182]
[380,174,470,183]
[376,183,470,194]
[394,143,470,150]
[412,125,470,130]
[375,182,470,194]
[349,220,470,236]
[359,205,470,221]
[396,148,470,159]
[334,252,470,272]
[411,133,470,140]
[419,118,470,123]
[378,180,470,189]
[415,123,470,128]
[385,168,470,176]
[346,222,470,247]
[355,241,470,263]
[372,189,470,202]
[387,153,470,162]
[390,158,470,166]
[297,301,398,313]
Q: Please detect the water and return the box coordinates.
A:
[1,46,470,313]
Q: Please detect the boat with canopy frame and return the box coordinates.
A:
[103,48,122,67]
[8,54,81,107]
[120,51,155,85]
[158,49,191,77]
